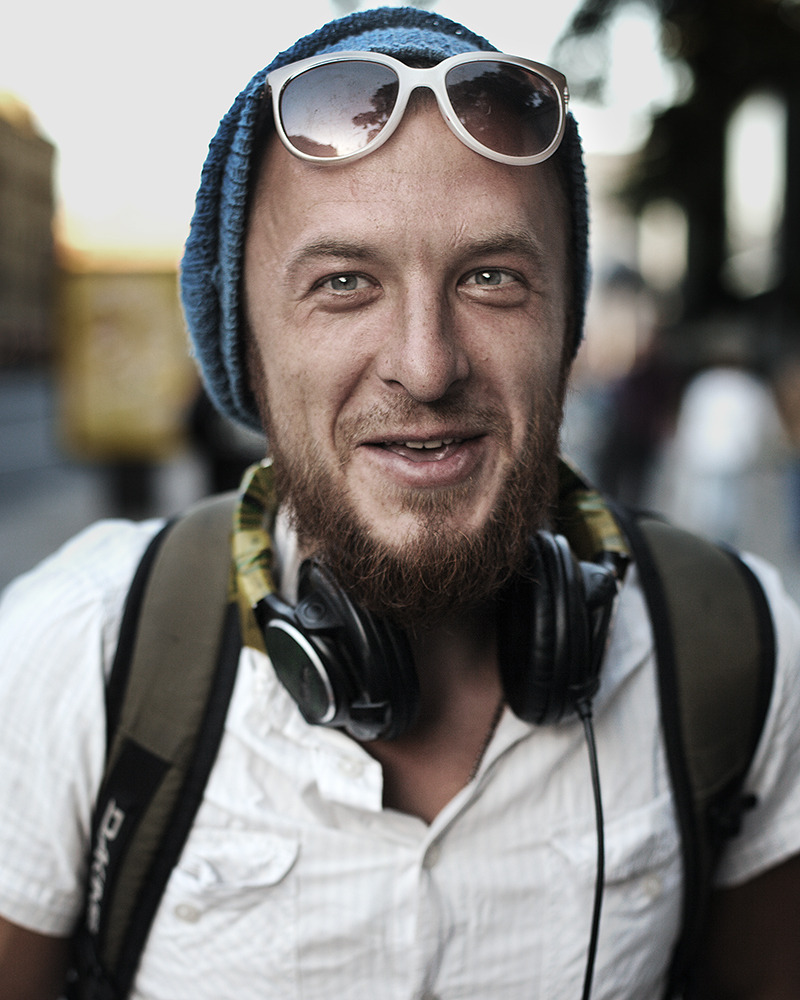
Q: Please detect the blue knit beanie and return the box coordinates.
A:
[180,5,590,432]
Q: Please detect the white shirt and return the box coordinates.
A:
[1,519,800,999]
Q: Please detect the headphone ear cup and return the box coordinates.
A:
[497,532,594,725]
[235,462,419,740]
[292,559,419,740]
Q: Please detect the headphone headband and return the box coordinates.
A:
[231,460,280,610]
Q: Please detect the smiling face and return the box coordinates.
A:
[243,99,571,624]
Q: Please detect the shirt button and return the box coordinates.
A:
[175,903,201,923]
[643,874,663,899]
[338,757,365,778]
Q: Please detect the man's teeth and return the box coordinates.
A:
[404,438,456,450]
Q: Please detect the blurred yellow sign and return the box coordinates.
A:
[58,268,198,461]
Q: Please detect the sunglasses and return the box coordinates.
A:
[266,50,569,167]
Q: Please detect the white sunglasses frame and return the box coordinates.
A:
[266,50,569,167]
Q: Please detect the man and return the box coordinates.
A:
[1,7,800,999]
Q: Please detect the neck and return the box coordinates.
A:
[363,602,505,824]
[407,603,500,725]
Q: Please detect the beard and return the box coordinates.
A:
[262,389,565,630]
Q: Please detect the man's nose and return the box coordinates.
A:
[376,293,469,403]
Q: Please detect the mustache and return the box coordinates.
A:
[335,395,512,457]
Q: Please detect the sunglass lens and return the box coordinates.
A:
[445,61,561,158]
[279,61,400,158]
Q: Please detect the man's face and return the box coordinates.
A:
[244,99,571,625]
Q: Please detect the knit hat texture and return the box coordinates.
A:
[180,5,589,431]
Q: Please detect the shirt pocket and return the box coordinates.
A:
[594,795,684,997]
[544,794,683,1000]
[604,795,680,900]
[133,828,300,1000]
[169,827,299,908]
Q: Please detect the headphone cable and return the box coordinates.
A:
[574,696,605,1000]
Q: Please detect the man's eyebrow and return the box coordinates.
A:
[284,229,550,277]
[459,230,549,268]
[286,238,381,275]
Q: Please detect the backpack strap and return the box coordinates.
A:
[619,511,776,998]
[72,492,241,1000]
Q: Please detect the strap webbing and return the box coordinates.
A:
[79,493,240,1000]
[622,512,775,997]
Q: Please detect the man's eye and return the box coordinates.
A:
[465,269,515,287]
[321,274,366,292]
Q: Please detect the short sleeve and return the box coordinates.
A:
[714,555,800,887]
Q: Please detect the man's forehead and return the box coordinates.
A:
[249,106,568,262]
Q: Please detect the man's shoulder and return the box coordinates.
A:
[5,517,163,592]
[619,512,799,648]
[0,517,166,665]
[741,551,800,628]
[732,548,800,677]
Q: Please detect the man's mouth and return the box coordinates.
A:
[376,437,466,461]
[401,438,458,450]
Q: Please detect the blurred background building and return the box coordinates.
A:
[0,96,55,366]
[1,0,799,601]
[558,0,800,594]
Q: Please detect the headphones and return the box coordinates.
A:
[233,462,626,742]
